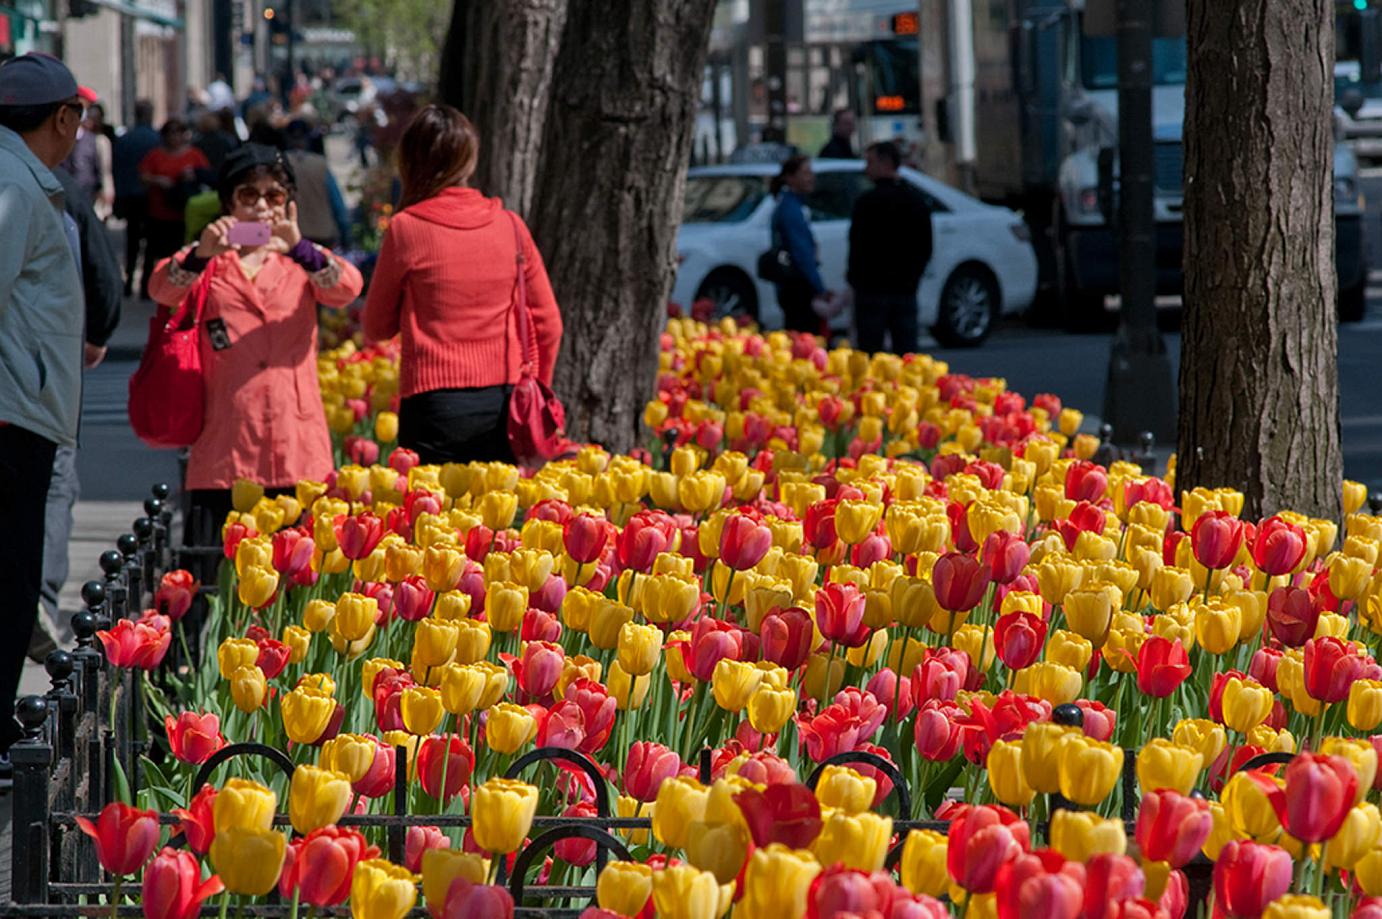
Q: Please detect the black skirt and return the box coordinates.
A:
[398,385,516,465]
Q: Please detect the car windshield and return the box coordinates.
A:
[1081,35,1187,89]
[682,175,769,223]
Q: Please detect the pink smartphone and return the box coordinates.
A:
[227,221,271,247]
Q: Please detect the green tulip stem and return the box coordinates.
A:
[436,725,453,815]
[891,627,910,720]
[218,891,230,919]
[821,641,841,710]
[719,568,736,620]
[109,876,121,919]
[288,886,301,919]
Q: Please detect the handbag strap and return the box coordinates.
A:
[509,212,539,374]
[166,256,217,332]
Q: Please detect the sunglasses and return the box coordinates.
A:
[62,102,87,121]
[234,186,289,207]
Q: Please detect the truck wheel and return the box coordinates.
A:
[1339,280,1367,323]
[695,269,759,323]
[932,266,999,348]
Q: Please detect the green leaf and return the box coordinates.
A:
[923,757,965,811]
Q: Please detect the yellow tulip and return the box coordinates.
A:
[651,865,722,919]
[1057,735,1123,806]
[814,764,877,814]
[434,590,473,622]
[212,777,276,833]
[1221,676,1274,734]
[1136,739,1203,795]
[420,848,487,907]
[986,739,1036,807]
[739,844,821,918]
[711,659,763,712]
[1321,737,1379,803]
[319,734,377,783]
[1351,679,1382,731]
[1221,771,1284,839]
[485,581,528,634]
[1063,584,1114,645]
[1261,896,1329,919]
[1325,802,1382,871]
[230,665,266,713]
[349,859,418,919]
[412,619,459,670]
[899,828,948,896]
[210,826,286,896]
[1173,718,1227,766]
[1049,809,1127,862]
[598,860,654,916]
[334,592,379,642]
[1021,722,1075,794]
[281,686,336,745]
[288,764,352,834]
[617,621,663,677]
[485,702,537,754]
[813,810,891,871]
[747,684,796,734]
[471,778,539,854]
[652,777,709,850]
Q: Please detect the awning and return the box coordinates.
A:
[88,0,183,29]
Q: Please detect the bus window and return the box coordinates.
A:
[857,38,921,115]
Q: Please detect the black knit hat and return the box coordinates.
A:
[218,142,296,193]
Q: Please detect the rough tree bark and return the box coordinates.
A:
[437,0,568,217]
[529,0,718,453]
[1178,0,1342,519]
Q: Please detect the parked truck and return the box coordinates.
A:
[968,0,1368,324]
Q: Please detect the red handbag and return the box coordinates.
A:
[505,213,568,466]
[127,262,215,448]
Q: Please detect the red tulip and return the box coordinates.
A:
[464,524,494,563]
[1248,647,1283,692]
[271,527,314,579]
[624,741,682,803]
[98,615,172,670]
[1251,516,1307,576]
[336,511,385,560]
[74,802,160,875]
[554,801,599,866]
[1065,460,1108,503]
[442,879,515,919]
[255,638,291,680]
[615,510,678,573]
[720,513,773,571]
[171,784,216,855]
[279,825,379,906]
[1281,753,1357,843]
[684,617,743,681]
[564,679,617,754]
[394,576,436,622]
[389,447,419,474]
[912,647,970,705]
[946,804,1030,894]
[816,581,870,647]
[1123,477,1174,511]
[994,612,1047,671]
[1190,511,1245,570]
[866,667,914,722]
[1355,899,1382,919]
[1109,900,1169,919]
[1082,853,1145,919]
[1303,636,1364,703]
[914,699,963,761]
[516,640,565,699]
[1207,669,1248,723]
[1212,840,1292,918]
[1157,868,1187,919]
[933,552,991,613]
[353,736,397,798]
[993,849,1084,919]
[405,824,450,873]
[164,711,226,765]
[153,570,199,622]
[563,513,609,565]
[983,531,1032,585]
[222,520,256,560]
[538,699,586,750]
[806,866,883,919]
[803,499,840,550]
[417,736,475,803]
[760,606,816,671]
[850,532,892,568]
[346,436,379,466]
[1135,637,1191,698]
[1074,700,1117,742]
[1265,586,1318,648]
[735,782,822,849]
[1058,502,1108,551]
[141,847,224,919]
[1134,790,1212,868]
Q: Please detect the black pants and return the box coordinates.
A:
[855,292,919,355]
[114,195,148,296]
[143,218,187,300]
[399,386,515,465]
[777,278,822,334]
[0,425,58,753]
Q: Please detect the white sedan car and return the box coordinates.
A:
[672,160,1038,347]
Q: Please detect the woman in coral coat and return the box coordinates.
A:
[149,144,362,545]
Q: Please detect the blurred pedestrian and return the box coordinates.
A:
[847,141,932,355]
[362,104,563,464]
[0,53,86,758]
[767,155,829,333]
[193,107,240,174]
[33,165,123,660]
[113,98,159,297]
[282,118,350,248]
[60,88,112,217]
[139,117,209,299]
[206,74,234,114]
[819,108,857,159]
[147,144,362,547]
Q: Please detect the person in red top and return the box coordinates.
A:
[139,117,209,299]
[362,104,563,464]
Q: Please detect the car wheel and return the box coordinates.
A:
[1339,280,1367,323]
[932,265,999,348]
[695,269,759,323]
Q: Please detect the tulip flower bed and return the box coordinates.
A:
[20,317,1382,919]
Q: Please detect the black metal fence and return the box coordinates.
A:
[5,482,1251,916]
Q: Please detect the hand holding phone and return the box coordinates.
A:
[227,221,272,247]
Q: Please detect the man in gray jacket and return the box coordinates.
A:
[0,53,85,756]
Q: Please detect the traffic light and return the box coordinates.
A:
[1357,0,1370,13]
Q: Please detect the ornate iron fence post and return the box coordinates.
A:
[99,550,127,622]
[11,696,55,904]
[117,533,142,617]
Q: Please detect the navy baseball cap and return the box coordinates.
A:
[0,54,79,107]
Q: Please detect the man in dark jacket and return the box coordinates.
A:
[819,108,857,159]
[846,141,932,354]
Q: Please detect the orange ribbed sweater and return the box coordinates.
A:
[362,187,563,397]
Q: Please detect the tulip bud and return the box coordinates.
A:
[471,777,539,854]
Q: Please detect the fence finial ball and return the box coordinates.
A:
[1051,702,1084,729]
[15,695,48,732]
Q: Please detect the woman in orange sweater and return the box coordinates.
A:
[362,104,563,464]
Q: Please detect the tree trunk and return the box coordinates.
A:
[530,0,718,453]
[1178,0,1342,520]
[436,0,568,217]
